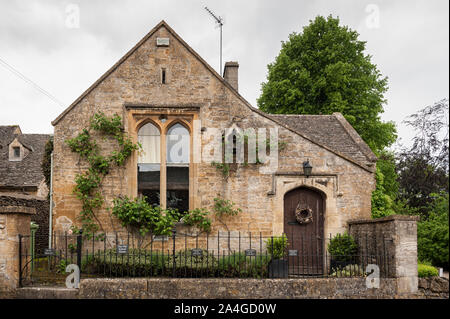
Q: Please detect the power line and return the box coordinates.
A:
[0,57,65,107]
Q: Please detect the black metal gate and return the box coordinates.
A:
[18,233,83,287]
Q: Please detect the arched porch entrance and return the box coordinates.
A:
[284,186,325,276]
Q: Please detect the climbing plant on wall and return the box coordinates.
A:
[66,112,140,239]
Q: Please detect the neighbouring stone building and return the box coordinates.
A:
[0,125,50,198]
[0,125,51,251]
[51,21,377,255]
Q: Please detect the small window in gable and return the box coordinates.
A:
[161,68,166,84]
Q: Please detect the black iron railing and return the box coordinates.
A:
[18,230,391,286]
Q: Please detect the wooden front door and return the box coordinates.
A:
[284,187,324,276]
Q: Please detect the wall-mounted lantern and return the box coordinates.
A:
[303,160,313,177]
[159,114,168,123]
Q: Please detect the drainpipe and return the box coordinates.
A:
[49,152,54,249]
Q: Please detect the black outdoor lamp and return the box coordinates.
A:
[303,160,313,177]
[159,114,168,123]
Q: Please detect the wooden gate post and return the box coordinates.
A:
[0,206,35,296]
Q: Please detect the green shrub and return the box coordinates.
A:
[418,263,439,278]
[327,233,358,263]
[417,193,449,268]
[112,196,178,237]
[85,249,269,278]
[265,234,288,259]
[329,264,366,277]
[182,208,212,233]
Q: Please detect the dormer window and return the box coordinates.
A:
[9,139,24,161]
[13,147,20,158]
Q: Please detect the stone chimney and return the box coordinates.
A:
[223,61,239,92]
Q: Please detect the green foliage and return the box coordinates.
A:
[417,193,449,268]
[56,259,69,274]
[265,234,288,259]
[182,208,212,233]
[41,136,53,190]
[376,151,399,199]
[327,233,358,263]
[87,249,270,278]
[66,129,97,159]
[213,197,242,218]
[418,263,439,278]
[111,136,140,166]
[90,112,123,137]
[257,15,396,153]
[396,100,449,218]
[211,161,231,179]
[87,154,111,175]
[371,166,396,219]
[111,196,178,237]
[73,170,101,197]
[396,155,449,218]
[329,264,366,277]
[65,112,140,239]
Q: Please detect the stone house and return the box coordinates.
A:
[0,125,50,198]
[51,21,377,252]
[0,125,51,251]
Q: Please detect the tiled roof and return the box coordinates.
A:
[0,126,51,188]
[266,113,377,167]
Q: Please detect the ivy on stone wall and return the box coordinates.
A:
[41,136,53,191]
[66,112,140,239]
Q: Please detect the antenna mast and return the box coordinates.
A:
[204,6,224,75]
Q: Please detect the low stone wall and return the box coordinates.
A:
[79,278,403,299]
[417,277,449,299]
[11,278,415,299]
[0,193,49,254]
[10,277,448,299]
[348,215,419,294]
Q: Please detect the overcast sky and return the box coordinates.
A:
[0,0,448,149]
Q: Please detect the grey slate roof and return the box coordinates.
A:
[0,126,51,188]
[265,113,377,168]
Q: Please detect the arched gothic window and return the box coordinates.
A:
[137,122,160,206]
[136,120,190,214]
[166,123,190,213]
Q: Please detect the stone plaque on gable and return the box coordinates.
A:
[156,37,170,46]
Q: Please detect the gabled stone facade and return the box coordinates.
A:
[51,21,377,239]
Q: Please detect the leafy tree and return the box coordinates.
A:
[401,99,449,171]
[371,150,399,218]
[258,15,396,153]
[371,168,395,219]
[396,99,449,216]
[417,193,449,268]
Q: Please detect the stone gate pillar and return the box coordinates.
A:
[348,215,420,295]
[0,206,35,297]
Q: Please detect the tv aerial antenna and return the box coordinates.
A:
[204,6,225,75]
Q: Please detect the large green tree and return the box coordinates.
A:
[396,99,449,217]
[258,15,396,153]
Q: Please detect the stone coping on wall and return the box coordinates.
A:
[0,192,46,201]
[347,214,420,225]
[0,205,35,215]
[10,277,446,299]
